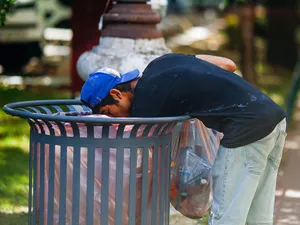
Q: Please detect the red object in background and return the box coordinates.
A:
[71,0,109,96]
[170,181,180,201]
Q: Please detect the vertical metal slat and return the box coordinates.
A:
[28,139,33,225]
[72,147,81,225]
[86,124,95,225]
[128,148,138,224]
[39,143,45,225]
[141,147,149,225]
[32,140,38,225]
[59,145,67,225]
[159,146,166,225]
[151,146,159,225]
[115,147,124,225]
[128,147,137,225]
[47,144,55,225]
[165,145,172,225]
[86,146,95,225]
[100,147,110,225]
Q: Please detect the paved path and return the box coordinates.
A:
[274,111,300,225]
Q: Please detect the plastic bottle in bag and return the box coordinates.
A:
[171,146,213,218]
[170,119,222,219]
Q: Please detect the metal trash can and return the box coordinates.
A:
[3,100,189,225]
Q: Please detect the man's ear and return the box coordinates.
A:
[109,89,122,100]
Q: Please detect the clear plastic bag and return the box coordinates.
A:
[170,119,223,219]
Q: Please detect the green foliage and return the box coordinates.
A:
[0,85,70,224]
[0,0,16,26]
[223,0,247,7]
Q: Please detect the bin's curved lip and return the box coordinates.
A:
[3,99,191,124]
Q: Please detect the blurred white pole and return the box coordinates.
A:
[77,0,171,81]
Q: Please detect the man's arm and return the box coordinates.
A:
[195,54,237,72]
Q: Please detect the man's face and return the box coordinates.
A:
[98,89,133,117]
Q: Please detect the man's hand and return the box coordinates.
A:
[195,55,237,72]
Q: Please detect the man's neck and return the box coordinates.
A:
[130,78,140,92]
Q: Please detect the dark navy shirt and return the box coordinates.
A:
[131,53,286,148]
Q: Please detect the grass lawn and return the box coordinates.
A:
[0,85,71,224]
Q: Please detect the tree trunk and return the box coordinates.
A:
[286,57,300,121]
[71,0,109,95]
[266,0,298,70]
[239,5,258,86]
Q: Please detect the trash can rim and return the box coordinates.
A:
[3,99,191,124]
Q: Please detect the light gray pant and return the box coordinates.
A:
[209,119,287,225]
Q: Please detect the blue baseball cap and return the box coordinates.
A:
[80,67,140,109]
